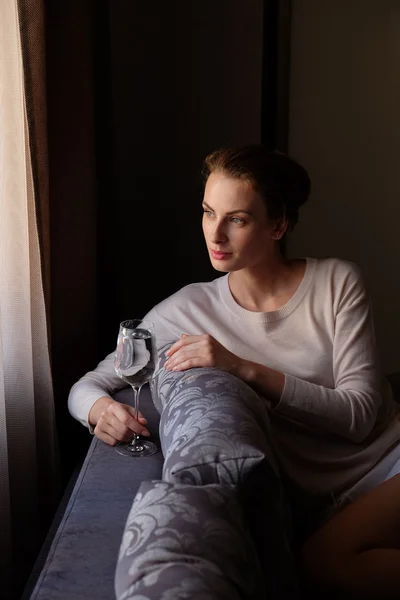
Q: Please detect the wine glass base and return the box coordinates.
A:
[116,440,158,457]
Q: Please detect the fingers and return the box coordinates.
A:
[165,344,202,369]
[137,410,147,424]
[94,422,131,446]
[165,337,188,357]
[166,334,208,357]
[166,357,208,372]
[165,334,216,369]
[111,403,147,433]
[94,402,150,446]
[94,429,119,446]
[166,345,215,371]
[164,335,239,374]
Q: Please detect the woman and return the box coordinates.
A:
[69,145,400,598]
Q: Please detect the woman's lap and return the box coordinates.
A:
[300,472,400,599]
[334,441,400,512]
[301,442,400,566]
[288,441,400,548]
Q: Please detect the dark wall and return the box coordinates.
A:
[287,0,400,373]
[47,0,98,479]
[98,0,264,354]
[48,0,264,480]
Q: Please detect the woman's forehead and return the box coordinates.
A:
[204,172,265,213]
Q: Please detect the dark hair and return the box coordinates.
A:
[202,144,311,232]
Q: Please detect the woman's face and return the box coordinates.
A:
[202,171,278,273]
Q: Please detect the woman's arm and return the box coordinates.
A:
[68,351,126,430]
[238,341,380,445]
[266,272,381,443]
[68,306,176,431]
[166,268,382,444]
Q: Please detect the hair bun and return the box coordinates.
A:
[203,144,311,230]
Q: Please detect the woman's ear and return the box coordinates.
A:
[271,217,289,240]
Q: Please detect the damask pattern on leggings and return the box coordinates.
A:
[116,348,300,599]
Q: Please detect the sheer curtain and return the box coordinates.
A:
[0,0,58,597]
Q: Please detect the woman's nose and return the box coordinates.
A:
[210,221,227,243]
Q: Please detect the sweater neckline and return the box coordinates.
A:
[218,257,316,323]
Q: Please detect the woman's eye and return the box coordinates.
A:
[203,210,244,225]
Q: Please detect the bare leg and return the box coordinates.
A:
[301,473,400,599]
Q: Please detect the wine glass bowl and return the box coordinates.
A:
[114,319,157,457]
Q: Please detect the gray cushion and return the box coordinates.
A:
[160,368,279,484]
[115,480,265,600]
[148,353,300,598]
[151,348,279,482]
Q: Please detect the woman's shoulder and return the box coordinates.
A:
[152,276,225,313]
[311,256,364,284]
[309,257,368,307]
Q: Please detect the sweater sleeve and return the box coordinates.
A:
[273,266,382,443]
[68,306,175,429]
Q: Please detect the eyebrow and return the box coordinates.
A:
[202,201,254,217]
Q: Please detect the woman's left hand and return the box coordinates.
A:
[164,334,243,376]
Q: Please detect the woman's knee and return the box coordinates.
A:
[299,503,364,591]
[300,475,400,594]
[300,530,339,588]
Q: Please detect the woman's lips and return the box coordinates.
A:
[210,250,232,260]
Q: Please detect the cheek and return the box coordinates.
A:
[202,217,212,237]
[239,230,266,254]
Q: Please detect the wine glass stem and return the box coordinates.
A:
[130,384,141,448]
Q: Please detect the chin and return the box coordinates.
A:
[210,257,239,273]
[212,264,230,273]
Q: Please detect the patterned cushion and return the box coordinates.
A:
[151,346,278,479]
[115,480,265,600]
[148,350,300,598]
[160,368,278,484]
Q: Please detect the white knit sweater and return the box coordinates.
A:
[68,258,400,495]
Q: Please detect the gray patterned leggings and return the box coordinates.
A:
[115,362,300,600]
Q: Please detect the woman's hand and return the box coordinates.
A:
[89,396,150,446]
[164,334,244,376]
[164,334,285,405]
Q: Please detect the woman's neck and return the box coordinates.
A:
[228,255,306,313]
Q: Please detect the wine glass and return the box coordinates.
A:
[114,319,157,457]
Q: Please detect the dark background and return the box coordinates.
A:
[45,0,288,485]
[16,2,399,596]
